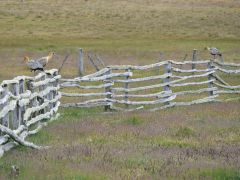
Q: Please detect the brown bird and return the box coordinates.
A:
[36,52,55,67]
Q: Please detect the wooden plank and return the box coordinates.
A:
[213,60,240,67]
[0,124,42,149]
[113,91,172,98]
[113,73,171,83]
[96,55,105,67]
[61,71,132,82]
[150,95,218,112]
[216,67,240,74]
[112,78,214,93]
[61,92,110,97]
[170,60,210,65]
[61,100,108,108]
[60,82,114,89]
[172,67,216,73]
[174,87,218,96]
[213,82,240,89]
[88,53,100,71]
[109,94,176,105]
[108,61,168,70]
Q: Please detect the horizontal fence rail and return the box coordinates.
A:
[60,59,240,110]
[0,69,61,157]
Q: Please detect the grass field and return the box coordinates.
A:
[0,0,240,179]
[0,104,240,179]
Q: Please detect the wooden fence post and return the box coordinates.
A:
[163,61,171,105]
[38,74,46,115]
[0,87,3,135]
[0,84,8,135]
[104,68,112,111]
[2,84,9,128]
[192,49,197,73]
[78,48,84,77]
[52,71,58,108]
[11,82,19,130]
[207,60,215,96]
[26,79,35,123]
[124,68,131,109]
[46,73,54,110]
[19,79,25,126]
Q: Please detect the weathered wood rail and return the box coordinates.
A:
[0,69,61,157]
[60,59,240,110]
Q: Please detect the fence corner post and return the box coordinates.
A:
[78,48,84,77]
[192,49,197,73]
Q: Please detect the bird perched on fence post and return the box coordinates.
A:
[24,56,44,72]
[205,47,222,59]
[36,52,55,67]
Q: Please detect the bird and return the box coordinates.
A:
[24,56,44,72]
[36,52,55,67]
[205,47,222,59]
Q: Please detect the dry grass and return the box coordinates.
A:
[0,0,240,41]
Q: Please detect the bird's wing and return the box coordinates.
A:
[211,47,220,54]
[36,57,47,66]
[28,60,43,69]
[35,61,44,68]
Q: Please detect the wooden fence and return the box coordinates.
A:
[0,69,61,157]
[60,60,240,111]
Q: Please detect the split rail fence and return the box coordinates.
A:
[0,69,61,157]
[60,60,240,111]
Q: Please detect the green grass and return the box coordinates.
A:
[122,116,143,125]
[191,168,240,180]
[175,126,196,138]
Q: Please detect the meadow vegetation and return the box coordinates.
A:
[0,0,240,179]
[0,103,240,179]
